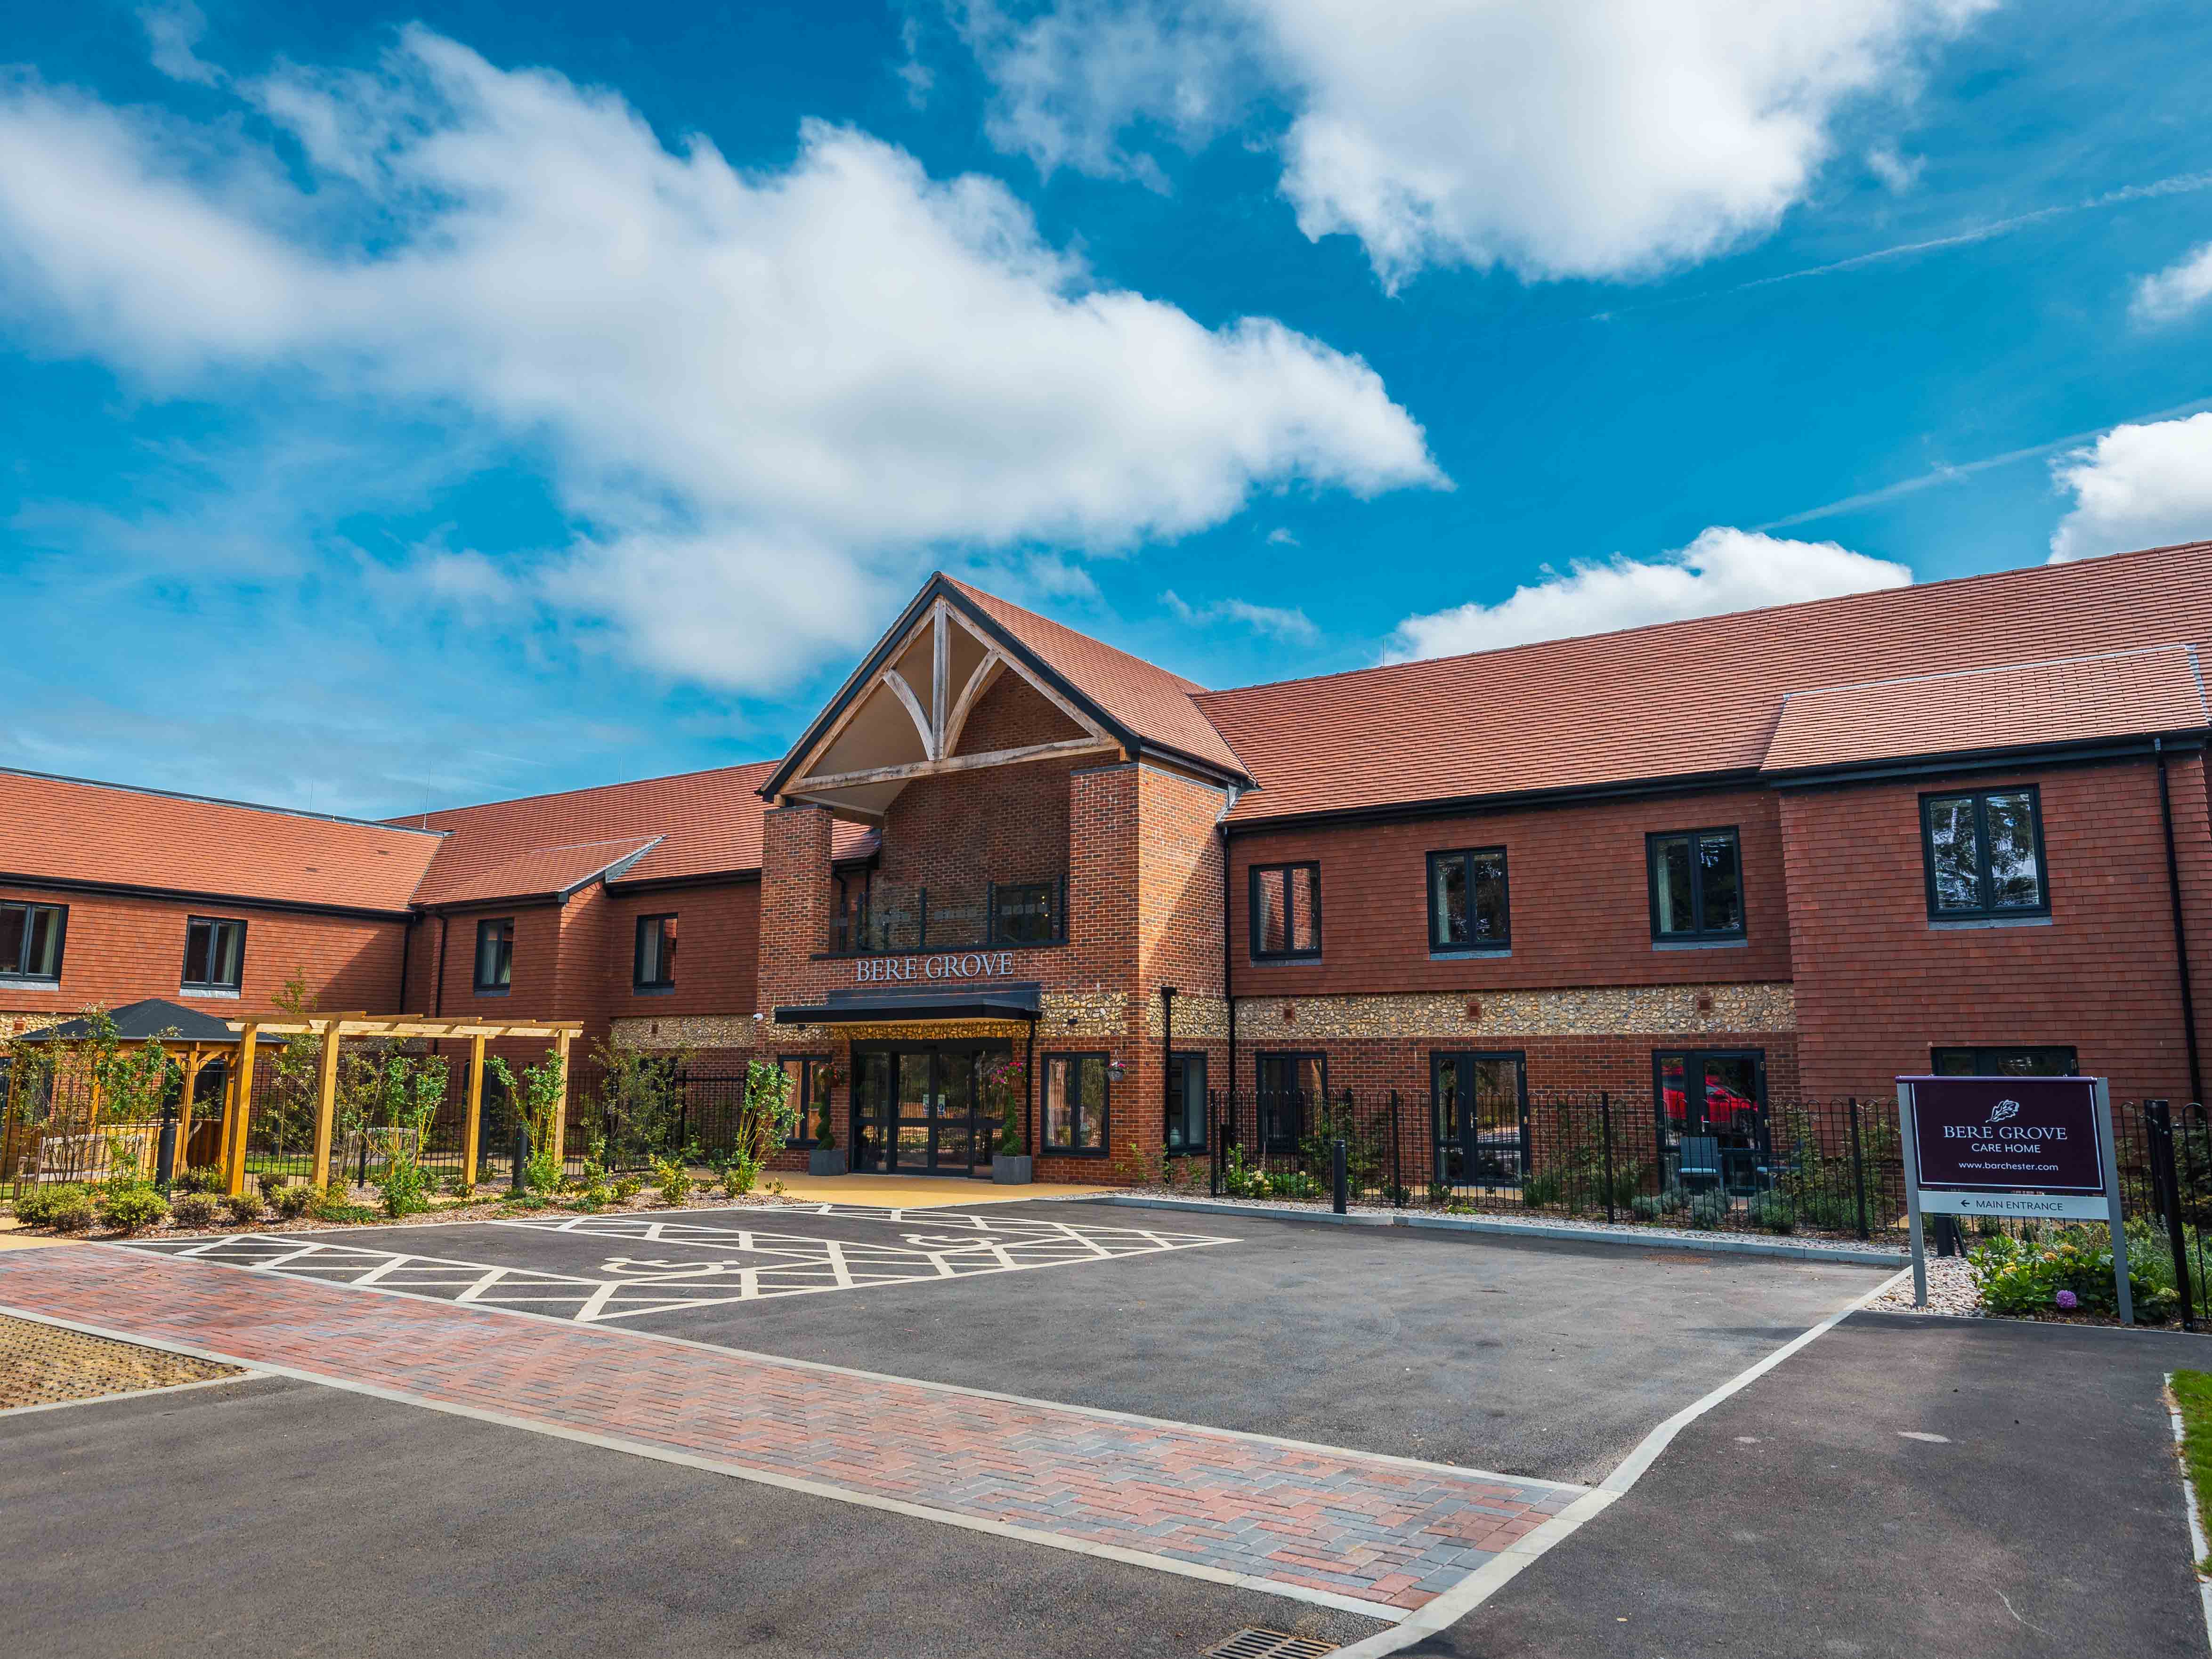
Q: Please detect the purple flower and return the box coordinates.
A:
[2055,1289,2078,1311]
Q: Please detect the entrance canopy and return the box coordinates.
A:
[775,983,1042,1025]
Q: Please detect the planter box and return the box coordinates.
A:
[992,1154,1033,1185]
[809,1148,847,1177]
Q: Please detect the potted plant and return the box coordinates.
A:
[808,1084,846,1176]
[983,1054,1031,1184]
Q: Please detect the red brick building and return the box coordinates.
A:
[6,542,2208,1185]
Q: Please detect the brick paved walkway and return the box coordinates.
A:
[0,1245,1580,1616]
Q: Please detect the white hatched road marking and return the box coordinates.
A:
[125,1207,1236,1325]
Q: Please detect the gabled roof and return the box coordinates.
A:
[402,762,875,900]
[15,997,280,1045]
[1195,540,2212,824]
[0,769,442,913]
[415,836,664,907]
[1762,644,2209,777]
[943,579,1248,777]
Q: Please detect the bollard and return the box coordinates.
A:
[155,1101,178,1194]
[512,1120,532,1193]
[1332,1137,1348,1214]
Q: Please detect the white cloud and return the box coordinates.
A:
[1164,587,1318,642]
[0,28,1440,690]
[2132,242,2212,325]
[1265,526,1298,545]
[140,2,222,87]
[1866,144,1924,193]
[957,0,1991,287]
[2048,413,2212,563]
[1385,526,1912,659]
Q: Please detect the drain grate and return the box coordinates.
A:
[1203,1630,1338,1659]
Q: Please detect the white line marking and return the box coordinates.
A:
[1326,1265,1915,1659]
[0,1302,1402,1625]
[2166,1371,2212,1655]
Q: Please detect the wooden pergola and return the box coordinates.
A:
[220,1015,583,1197]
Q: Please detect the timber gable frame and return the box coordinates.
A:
[761,574,1249,817]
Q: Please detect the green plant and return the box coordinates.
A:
[172,1165,225,1195]
[487,1049,569,1194]
[980,1053,1025,1156]
[259,1172,289,1202]
[1969,1228,2179,1321]
[1685,1190,1734,1230]
[588,1034,696,1166]
[1746,1192,1796,1235]
[46,1191,96,1234]
[99,1185,170,1235]
[653,1157,693,1206]
[220,1192,263,1226]
[16,1182,89,1228]
[738,1060,799,1166]
[721,1152,760,1198]
[272,1184,316,1221]
[309,1182,374,1224]
[1221,1143,1266,1198]
[614,1175,643,1202]
[170,1191,219,1228]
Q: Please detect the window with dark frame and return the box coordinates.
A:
[1921,787,2049,921]
[1648,827,1744,941]
[473,917,515,993]
[1427,848,1509,950]
[0,900,65,981]
[633,913,679,990]
[180,916,245,992]
[1165,1052,1207,1153]
[1931,1045,2078,1076]
[1256,1051,1325,1150]
[779,1054,831,1147]
[1042,1053,1109,1154]
[990,881,1059,946]
[1249,863,1321,960]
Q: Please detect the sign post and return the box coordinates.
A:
[1896,1076,2130,1322]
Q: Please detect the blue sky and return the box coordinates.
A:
[4,0,2211,819]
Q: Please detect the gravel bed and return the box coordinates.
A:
[1866,1254,1982,1316]
[0,1311,240,1409]
[1119,1185,1911,1259]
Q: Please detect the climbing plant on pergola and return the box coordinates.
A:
[220,1014,583,1196]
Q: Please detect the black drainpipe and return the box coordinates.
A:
[2155,739,2205,1103]
[397,914,413,1013]
[1160,985,1176,1140]
[1219,821,1236,1109]
[434,914,449,1019]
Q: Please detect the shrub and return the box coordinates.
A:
[613,1176,643,1202]
[1685,1190,1733,1230]
[721,1153,759,1199]
[46,1192,96,1234]
[1747,1193,1796,1235]
[170,1191,219,1228]
[17,1183,91,1228]
[272,1184,316,1221]
[654,1158,693,1207]
[309,1185,375,1224]
[219,1192,264,1227]
[99,1186,170,1235]
[1969,1229,2179,1322]
[173,1166,225,1195]
[1632,1187,1693,1222]
[258,1172,290,1202]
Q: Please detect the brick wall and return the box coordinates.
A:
[1782,757,2208,1101]
[1224,788,1794,999]
[599,880,762,1022]
[0,883,407,1025]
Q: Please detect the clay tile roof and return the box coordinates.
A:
[0,769,442,912]
[417,836,664,906]
[946,578,1248,778]
[403,761,874,901]
[1195,540,2212,824]
[1763,645,2209,775]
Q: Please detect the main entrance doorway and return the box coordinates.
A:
[850,1041,1011,1176]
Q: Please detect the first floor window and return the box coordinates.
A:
[1427,848,1509,949]
[1931,1045,2078,1076]
[1166,1052,1207,1153]
[1256,1052,1325,1150]
[474,917,514,992]
[634,913,678,989]
[0,900,65,981]
[1649,827,1744,941]
[779,1054,831,1146]
[1250,863,1321,959]
[1043,1053,1109,1154]
[990,880,1060,946]
[1922,787,2047,920]
[181,916,245,991]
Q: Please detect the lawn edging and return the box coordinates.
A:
[2166,1369,2212,1652]
[1100,1193,1906,1269]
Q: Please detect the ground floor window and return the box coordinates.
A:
[779,1054,831,1146]
[1256,1052,1325,1151]
[1655,1049,1767,1195]
[1043,1053,1109,1154]
[1431,1052,1527,1189]
[1931,1044,2079,1076]
[1166,1052,1207,1153]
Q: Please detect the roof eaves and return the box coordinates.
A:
[1762,730,2209,789]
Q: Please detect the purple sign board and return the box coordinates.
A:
[1901,1076,2105,1196]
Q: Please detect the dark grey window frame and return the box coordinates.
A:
[1930,1044,2079,1076]
[988,879,1065,947]
[1248,862,1322,961]
[473,916,515,995]
[633,912,678,991]
[180,915,247,992]
[1255,1050,1328,1151]
[0,899,67,983]
[780,1053,831,1148]
[1165,1050,1207,1154]
[1919,785,2051,922]
[1041,1051,1111,1157]
[1646,826,1746,942]
[1426,847,1511,951]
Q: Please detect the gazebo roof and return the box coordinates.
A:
[14,998,278,1045]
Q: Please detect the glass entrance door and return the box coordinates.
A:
[1431,1052,1527,1191]
[852,1042,1005,1176]
[1654,1049,1767,1193]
